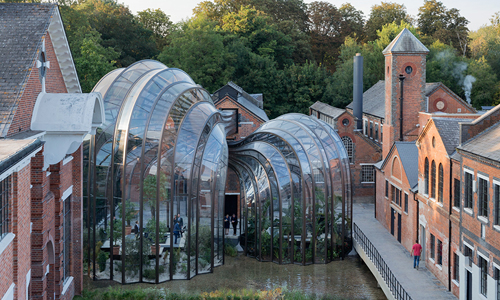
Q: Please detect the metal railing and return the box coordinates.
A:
[353,223,412,300]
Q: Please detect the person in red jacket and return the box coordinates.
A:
[412,240,423,270]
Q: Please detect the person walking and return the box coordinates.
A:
[174,221,181,245]
[412,240,422,270]
[231,213,238,236]
[224,214,230,235]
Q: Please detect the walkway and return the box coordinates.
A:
[353,203,456,300]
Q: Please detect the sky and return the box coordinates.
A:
[120,0,499,32]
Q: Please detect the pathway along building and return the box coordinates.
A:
[83,61,352,284]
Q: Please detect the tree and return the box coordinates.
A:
[137,8,174,51]
[306,1,343,70]
[143,174,168,220]
[417,0,469,56]
[469,12,500,80]
[365,2,412,41]
[74,30,119,92]
[339,3,365,40]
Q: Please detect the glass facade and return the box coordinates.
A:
[83,61,352,284]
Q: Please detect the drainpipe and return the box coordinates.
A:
[448,161,453,291]
[413,192,419,242]
[399,74,405,141]
[374,168,377,219]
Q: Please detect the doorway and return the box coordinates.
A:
[466,270,472,300]
[224,194,238,217]
[397,213,401,243]
[391,208,395,236]
[420,225,425,260]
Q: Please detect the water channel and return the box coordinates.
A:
[86,254,386,299]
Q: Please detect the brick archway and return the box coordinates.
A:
[46,240,55,300]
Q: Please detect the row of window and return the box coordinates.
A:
[429,233,443,265]
[385,180,409,213]
[0,175,72,283]
[363,119,383,143]
[423,158,444,203]
[462,244,494,297]
[463,169,500,225]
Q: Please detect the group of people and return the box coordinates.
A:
[133,214,184,245]
[224,213,238,236]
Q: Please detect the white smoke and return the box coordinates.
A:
[435,50,476,104]
[463,75,476,104]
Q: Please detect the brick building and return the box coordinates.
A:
[212,82,269,219]
[0,4,103,300]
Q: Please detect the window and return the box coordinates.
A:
[479,255,488,296]
[391,185,396,203]
[404,193,408,213]
[465,171,473,209]
[375,124,379,141]
[453,253,459,283]
[364,120,368,136]
[369,122,373,139]
[430,234,435,260]
[438,164,444,203]
[362,165,375,183]
[0,176,10,240]
[437,239,443,266]
[495,183,500,225]
[341,136,354,164]
[380,125,383,143]
[464,246,473,267]
[395,188,401,206]
[479,177,489,217]
[454,178,461,208]
[424,158,429,195]
[385,180,389,198]
[63,196,72,282]
[431,161,436,199]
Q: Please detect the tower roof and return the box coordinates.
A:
[382,28,429,55]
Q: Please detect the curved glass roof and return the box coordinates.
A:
[83,60,351,284]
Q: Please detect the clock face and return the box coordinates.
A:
[405,65,413,75]
[436,100,445,110]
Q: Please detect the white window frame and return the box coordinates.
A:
[360,163,375,183]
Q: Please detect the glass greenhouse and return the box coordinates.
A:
[83,60,351,284]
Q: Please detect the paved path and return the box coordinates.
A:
[353,203,456,300]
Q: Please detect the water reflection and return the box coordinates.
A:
[89,254,386,299]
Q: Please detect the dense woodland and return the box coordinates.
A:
[5,0,500,118]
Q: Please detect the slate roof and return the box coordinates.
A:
[382,28,429,54]
[346,80,386,118]
[346,81,454,120]
[458,121,500,162]
[310,101,345,119]
[236,94,269,122]
[433,117,472,155]
[0,3,56,137]
[213,81,269,122]
[395,142,419,189]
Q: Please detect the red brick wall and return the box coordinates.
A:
[215,97,266,141]
[375,147,417,252]
[427,86,475,114]
[460,106,500,145]
[383,53,427,158]
[7,33,68,137]
[12,165,32,300]
[460,153,500,280]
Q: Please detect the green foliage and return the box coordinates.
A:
[117,199,136,226]
[224,243,238,257]
[142,174,168,220]
[137,8,174,51]
[365,2,412,42]
[97,250,108,272]
[145,218,169,243]
[142,265,165,280]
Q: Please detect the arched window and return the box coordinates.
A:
[431,160,436,199]
[438,163,444,203]
[341,136,354,164]
[424,158,429,195]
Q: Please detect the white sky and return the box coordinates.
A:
[120,0,500,31]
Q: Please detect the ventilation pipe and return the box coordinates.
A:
[353,53,363,131]
[399,74,406,141]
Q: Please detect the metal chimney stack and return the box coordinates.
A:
[353,53,363,131]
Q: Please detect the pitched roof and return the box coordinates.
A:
[458,121,500,162]
[0,3,55,137]
[236,94,269,122]
[213,82,269,122]
[346,81,458,120]
[310,101,345,119]
[346,80,386,118]
[0,3,81,138]
[433,117,472,155]
[382,28,429,55]
[395,142,419,189]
